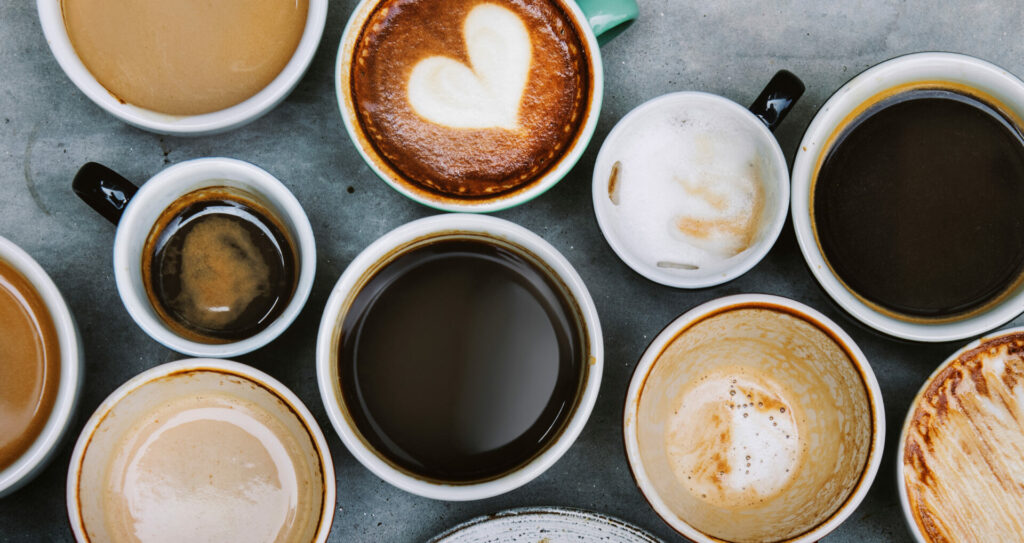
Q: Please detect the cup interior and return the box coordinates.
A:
[317,214,602,500]
[0,237,81,497]
[334,0,604,212]
[626,296,882,542]
[114,158,315,357]
[68,360,333,542]
[592,92,790,288]
[792,52,1024,341]
[36,0,328,135]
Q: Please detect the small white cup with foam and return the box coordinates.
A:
[592,72,803,287]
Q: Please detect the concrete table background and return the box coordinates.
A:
[2,1,1022,541]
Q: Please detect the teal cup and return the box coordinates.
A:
[335,0,638,212]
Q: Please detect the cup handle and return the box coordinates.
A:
[72,162,139,226]
[748,70,805,132]
[575,0,638,45]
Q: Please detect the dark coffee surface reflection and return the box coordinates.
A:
[815,88,1024,318]
[338,239,584,482]
[144,189,296,343]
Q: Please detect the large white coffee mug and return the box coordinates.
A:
[72,157,316,357]
[0,237,82,497]
[37,0,327,136]
[316,214,603,500]
[791,52,1024,342]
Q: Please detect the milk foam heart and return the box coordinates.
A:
[407,4,531,130]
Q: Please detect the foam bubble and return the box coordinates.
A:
[665,368,801,508]
[601,99,772,271]
[407,4,531,130]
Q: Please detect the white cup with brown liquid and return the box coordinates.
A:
[37,0,327,135]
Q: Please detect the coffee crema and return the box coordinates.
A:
[814,86,1024,320]
[0,258,60,471]
[99,385,322,542]
[349,0,591,198]
[61,0,308,115]
[337,238,585,482]
[142,187,297,344]
[903,332,1024,542]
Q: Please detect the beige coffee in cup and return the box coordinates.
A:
[74,369,327,542]
[633,305,875,542]
[0,258,60,472]
[61,0,308,115]
[902,331,1024,542]
[346,0,593,202]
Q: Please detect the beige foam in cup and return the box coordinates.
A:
[68,360,334,543]
[625,295,884,543]
[900,329,1024,542]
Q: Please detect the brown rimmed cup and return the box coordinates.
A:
[66,359,335,542]
[316,214,602,500]
[623,294,884,543]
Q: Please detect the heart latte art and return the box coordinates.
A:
[408,5,531,130]
[350,0,592,198]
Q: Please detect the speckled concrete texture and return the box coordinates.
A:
[3,1,1024,541]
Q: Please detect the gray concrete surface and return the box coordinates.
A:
[3,0,1024,541]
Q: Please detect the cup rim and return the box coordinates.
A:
[895,325,1024,543]
[112,157,316,358]
[591,91,791,288]
[333,0,605,213]
[36,0,328,136]
[622,293,885,543]
[0,237,82,497]
[65,358,336,542]
[791,51,1024,342]
[315,213,604,500]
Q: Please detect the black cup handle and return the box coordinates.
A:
[72,162,139,225]
[749,70,805,132]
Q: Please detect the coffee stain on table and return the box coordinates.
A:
[22,124,51,216]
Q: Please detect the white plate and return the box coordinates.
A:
[430,507,662,543]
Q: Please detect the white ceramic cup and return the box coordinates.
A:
[36,0,327,136]
[0,237,82,497]
[316,214,603,500]
[72,157,316,357]
[623,294,885,543]
[791,52,1024,342]
[334,0,634,213]
[592,71,803,288]
[66,358,335,542]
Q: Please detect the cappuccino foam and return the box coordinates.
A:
[350,0,591,198]
[599,98,772,271]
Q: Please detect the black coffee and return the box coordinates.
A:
[338,238,585,482]
[144,189,296,343]
[815,88,1024,318]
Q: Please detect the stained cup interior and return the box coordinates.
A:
[629,299,879,542]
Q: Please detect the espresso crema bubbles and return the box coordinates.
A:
[350,0,592,198]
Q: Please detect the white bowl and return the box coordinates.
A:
[316,214,603,500]
[37,0,327,135]
[0,237,82,497]
[791,52,1024,342]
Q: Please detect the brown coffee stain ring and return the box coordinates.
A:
[807,80,1024,325]
[624,300,880,543]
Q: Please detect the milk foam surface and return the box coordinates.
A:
[101,393,312,542]
[666,366,801,508]
[408,4,531,130]
[600,98,772,271]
